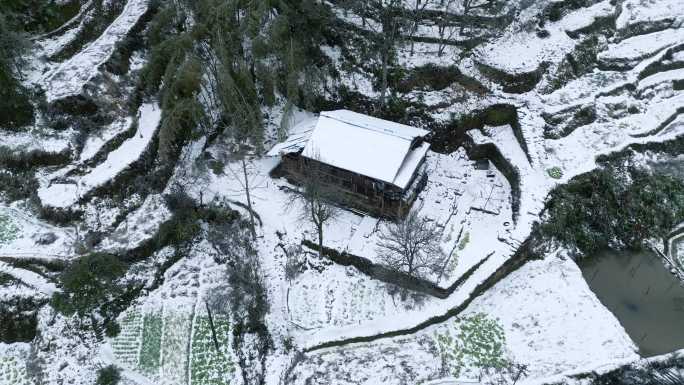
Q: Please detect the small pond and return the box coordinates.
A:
[579,250,684,357]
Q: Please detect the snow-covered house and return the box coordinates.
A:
[268,110,430,218]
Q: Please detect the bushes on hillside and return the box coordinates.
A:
[541,166,684,257]
[51,253,126,318]
[0,0,81,34]
[155,190,203,248]
[156,188,238,250]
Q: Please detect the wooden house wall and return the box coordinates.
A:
[281,153,426,219]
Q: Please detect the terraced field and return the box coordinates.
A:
[0,211,19,245]
[0,353,30,385]
[110,307,234,385]
[190,315,233,385]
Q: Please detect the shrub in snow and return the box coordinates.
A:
[104,321,121,338]
[283,244,306,282]
[33,232,57,245]
[96,365,121,385]
[546,166,563,179]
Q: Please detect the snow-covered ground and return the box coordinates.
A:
[616,0,684,34]
[131,0,684,381]
[272,0,684,380]
[475,0,612,75]
[80,117,134,162]
[0,204,75,258]
[289,253,638,384]
[598,28,684,69]
[0,129,72,155]
[98,194,171,252]
[0,261,57,294]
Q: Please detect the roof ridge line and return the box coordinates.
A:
[319,112,419,141]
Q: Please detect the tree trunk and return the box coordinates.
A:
[438,24,445,56]
[242,158,257,239]
[361,1,366,28]
[317,224,324,259]
[407,252,414,277]
[410,0,421,56]
[380,50,389,108]
[460,0,470,36]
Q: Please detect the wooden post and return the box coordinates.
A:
[204,300,220,351]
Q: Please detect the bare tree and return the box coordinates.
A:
[197,26,265,240]
[376,209,447,279]
[436,0,459,57]
[375,0,406,108]
[459,0,505,37]
[287,157,340,258]
[224,153,263,239]
[350,0,408,108]
[407,0,433,56]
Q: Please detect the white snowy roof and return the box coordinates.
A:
[269,110,430,189]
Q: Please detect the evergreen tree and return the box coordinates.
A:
[158,56,205,165]
[185,0,333,237]
[51,253,126,319]
[0,11,33,129]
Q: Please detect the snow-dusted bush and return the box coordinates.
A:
[546,166,563,179]
[96,365,121,385]
[156,189,203,247]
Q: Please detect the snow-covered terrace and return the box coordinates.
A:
[37,103,161,209]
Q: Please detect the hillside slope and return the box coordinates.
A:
[0,0,682,384]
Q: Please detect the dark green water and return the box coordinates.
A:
[579,250,684,357]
